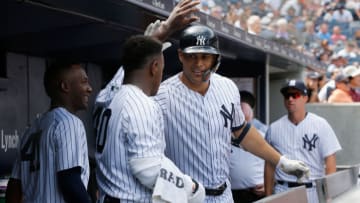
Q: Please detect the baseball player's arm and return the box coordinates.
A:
[325,153,337,175]
[264,160,275,196]
[5,178,22,203]
[57,167,91,203]
[234,125,281,165]
[145,0,200,41]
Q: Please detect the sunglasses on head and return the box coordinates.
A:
[283,92,303,99]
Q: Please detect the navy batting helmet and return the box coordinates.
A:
[179,24,220,55]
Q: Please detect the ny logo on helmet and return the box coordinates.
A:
[196,35,206,46]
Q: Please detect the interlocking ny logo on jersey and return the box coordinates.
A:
[196,35,206,46]
[220,103,234,128]
[303,134,319,151]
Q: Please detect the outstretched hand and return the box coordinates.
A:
[277,156,310,182]
[147,0,200,41]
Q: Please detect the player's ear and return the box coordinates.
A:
[60,80,70,93]
[178,49,184,63]
[149,59,159,77]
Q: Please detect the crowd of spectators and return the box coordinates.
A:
[198,0,360,103]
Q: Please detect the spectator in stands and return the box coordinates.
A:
[317,23,332,44]
[225,4,239,25]
[305,71,323,103]
[233,0,244,16]
[260,15,276,39]
[343,65,360,101]
[344,0,360,20]
[236,5,253,30]
[284,6,297,22]
[353,29,360,47]
[252,0,269,18]
[318,65,342,102]
[337,41,358,61]
[331,25,347,44]
[332,3,354,23]
[280,0,306,17]
[287,16,304,45]
[210,5,223,20]
[321,2,335,22]
[316,50,331,65]
[302,21,320,50]
[352,1,360,21]
[328,74,353,103]
[327,53,346,74]
[265,0,283,17]
[199,0,211,15]
[274,18,293,44]
[247,15,262,35]
[230,91,267,203]
[320,39,334,57]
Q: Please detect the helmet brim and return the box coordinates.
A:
[182,46,219,55]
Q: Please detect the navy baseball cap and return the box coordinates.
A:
[280,79,307,95]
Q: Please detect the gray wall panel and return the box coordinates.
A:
[0,53,28,175]
[307,104,360,166]
[28,57,49,121]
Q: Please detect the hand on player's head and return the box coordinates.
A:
[149,0,199,41]
[165,0,200,30]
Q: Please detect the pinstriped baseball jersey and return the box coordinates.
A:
[154,73,245,203]
[266,112,341,203]
[11,107,89,203]
[95,84,166,202]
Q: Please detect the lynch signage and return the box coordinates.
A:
[1,129,19,153]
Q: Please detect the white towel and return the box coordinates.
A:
[152,156,190,203]
[129,156,204,203]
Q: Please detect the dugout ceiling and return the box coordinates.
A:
[1,0,325,78]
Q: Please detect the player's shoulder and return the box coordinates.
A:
[212,73,236,85]
[156,73,183,99]
[51,107,83,127]
[112,85,156,111]
[159,73,182,90]
[306,112,329,125]
[211,73,239,92]
[270,115,288,127]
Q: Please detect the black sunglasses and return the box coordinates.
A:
[283,92,303,100]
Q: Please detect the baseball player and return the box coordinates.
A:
[264,79,342,203]
[94,35,205,203]
[153,24,310,203]
[6,61,92,203]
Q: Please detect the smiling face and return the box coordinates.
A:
[178,50,217,88]
[65,64,93,111]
